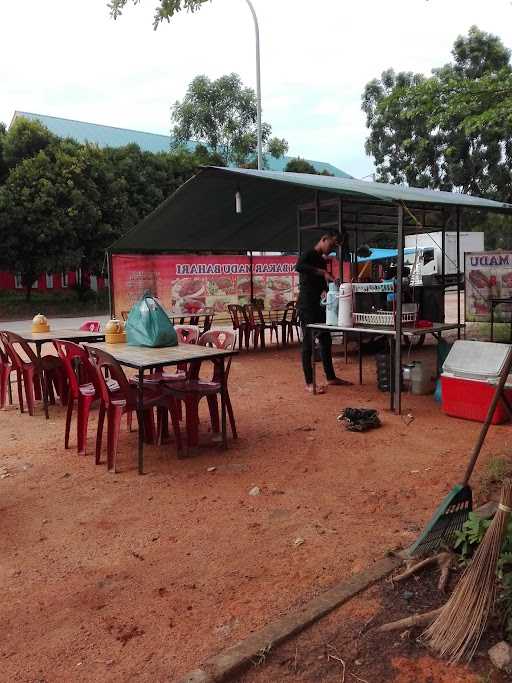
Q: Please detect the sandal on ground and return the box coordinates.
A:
[327,378,353,386]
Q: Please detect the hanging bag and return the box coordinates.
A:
[125,292,178,348]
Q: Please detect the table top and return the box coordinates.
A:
[87,341,237,370]
[308,322,464,337]
[6,328,106,343]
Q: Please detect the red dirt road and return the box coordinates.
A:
[1,342,509,681]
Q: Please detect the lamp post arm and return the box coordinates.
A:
[244,0,263,170]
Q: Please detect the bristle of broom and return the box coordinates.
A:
[421,478,512,663]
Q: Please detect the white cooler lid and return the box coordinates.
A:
[443,340,512,380]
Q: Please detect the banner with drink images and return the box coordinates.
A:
[111,254,299,318]
[465,251,512,324]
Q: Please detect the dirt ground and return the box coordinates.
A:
[1,336,511,682]
[240,555,508,683]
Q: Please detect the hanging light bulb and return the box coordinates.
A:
[235,189,242,214]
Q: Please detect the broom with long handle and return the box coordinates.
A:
[407,344,512,558]
[421,478,512,663]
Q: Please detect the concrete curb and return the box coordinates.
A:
[178,554,401,683]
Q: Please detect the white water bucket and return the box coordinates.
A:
[338,282,353,327]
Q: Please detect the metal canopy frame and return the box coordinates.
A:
[295,192,505,414]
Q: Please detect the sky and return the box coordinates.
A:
[1,0,512,178]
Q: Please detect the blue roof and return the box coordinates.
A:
[10,111,352,178]
[357,248,417,262]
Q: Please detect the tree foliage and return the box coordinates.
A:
[172,73,288,166]
[362,26,512,201]
[284,157,333,176]
[109,0,210,29]
[0,117,220,298]
[284,158,317,174]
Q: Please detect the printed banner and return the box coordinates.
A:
[111,254,299,318]
[465,251,512,322]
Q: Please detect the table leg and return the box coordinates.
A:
[137,367,144,475]
[389,337,394,411]
[491,304,495,342]
[358,333,363,385]
[220,358,227,450]
[312,329,317,395]
[38,342,49,420]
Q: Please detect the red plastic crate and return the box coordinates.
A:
[441,374,512,424]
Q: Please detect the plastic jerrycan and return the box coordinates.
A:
[338,282,353,327]
[324,281,339,326]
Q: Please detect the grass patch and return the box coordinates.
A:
[479,455,512,500]
[0,289,109,321]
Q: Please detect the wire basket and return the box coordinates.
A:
[353,306,418,327]
[352,282,395,293]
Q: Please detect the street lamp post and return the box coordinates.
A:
[244,0,263,170]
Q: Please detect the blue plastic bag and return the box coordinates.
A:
[125,292,178,348]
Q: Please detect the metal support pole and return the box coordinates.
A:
[354,212,359,282]
[245,0,263,170]
[340,199,345,283]
[394,205,404,414]
[297,207,302,257]
[441,215,446,299]
[249,251,254,302]
[107,250,114,319]
[456,207,461,339]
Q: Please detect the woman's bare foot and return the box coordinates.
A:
[305,384,326,394]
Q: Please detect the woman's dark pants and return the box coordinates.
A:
[299,308,336,385]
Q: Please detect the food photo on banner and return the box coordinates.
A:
[465,251,512,339]
[111,254,299,318]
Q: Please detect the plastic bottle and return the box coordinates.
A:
[338,282,353,327]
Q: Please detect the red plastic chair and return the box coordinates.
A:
[227,304,246,351]
[80,321,101,332]
[0,331,66,415]
[253,304,278,347]
[53,340,121,455]
[130,325,199,389]
[130,325,200,432]
[165,330,237,449]
[278,302,297,346]
[242,304,268,350]
[0,342,12,409]
[85,345,182,472]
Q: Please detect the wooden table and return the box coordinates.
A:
[11,328,105,419]
[86,342,237,474]
[308,322,464,412]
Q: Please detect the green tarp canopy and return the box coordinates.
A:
[110,166,512,254]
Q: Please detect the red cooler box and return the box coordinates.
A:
[441,340,512,424]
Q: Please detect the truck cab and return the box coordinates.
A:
[403,247,439,286]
